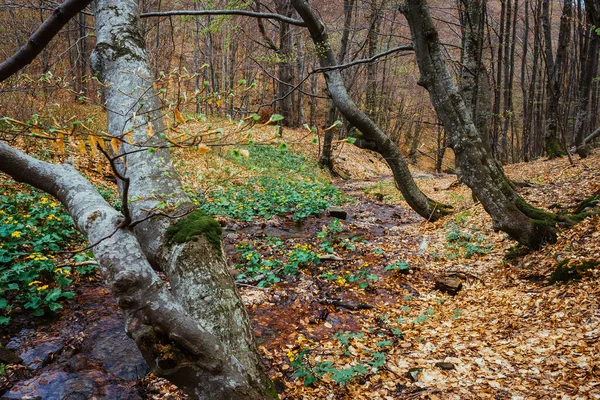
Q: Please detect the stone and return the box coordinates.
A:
[435,361,455,370]
[327,207,348,220]
[434,275,463,295]
[406,367,423,382]
[319,254,343,262]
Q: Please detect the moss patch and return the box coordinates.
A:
[574,195,600,214]
[545,138,566,159]
[549,260,600,284]
[166,210,222,251]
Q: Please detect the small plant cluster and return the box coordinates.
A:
[444,223,491,259]
[289,332,388,387]
[235,239,321,287]
[0,185,96,325]
[196,146,345,221]
[321,262,379,290]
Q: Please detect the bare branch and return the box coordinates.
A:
[0,0,93,82]
[140,9,306,27]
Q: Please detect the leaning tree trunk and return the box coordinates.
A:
[90,0,275,398]
[291,0,451,221]
[400,0,559,248]
[0,144,273,400]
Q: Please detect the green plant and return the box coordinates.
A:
[0,185,92,325]
[444,223,491,259]
[234,242,320,287]
[385,261,411,274]
[317,219,344,254]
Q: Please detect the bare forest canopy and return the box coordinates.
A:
[0,0,598,164]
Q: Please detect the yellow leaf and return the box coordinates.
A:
[56,133,65,155]
[75,139,87,156]
[97,137,106,151]
[97,164,103,175]
[146,123,153,138]
[197,144,211,154]
[88,135,98,158]
[111,137,121,153]
[174,108,185,125]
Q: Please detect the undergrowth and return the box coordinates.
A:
[0,182,96,326]
[194,145,345,221]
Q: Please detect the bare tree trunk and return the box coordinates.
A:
[574,0,600,157]
[292,0,451,221]
[275,0,296,126]
[400,0,561,248]
[90,0,276,398]
[320,0,354,170]
[542,0,571,158]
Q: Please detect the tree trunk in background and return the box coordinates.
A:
[401,0,559,248]
[90,1,276,398]
[491,0,505,159]
[366,0,382,120]
[459,0,491,146]
[542,0,571,158]
[292,0,451,221]
[275,0,295,126]
[574,0,600,158]
[320,0,354,170]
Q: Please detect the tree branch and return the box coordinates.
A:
[140,9,306,27]
[0,0,93,82]
[313,45,414,73]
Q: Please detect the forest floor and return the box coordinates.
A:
[0,123,599,399]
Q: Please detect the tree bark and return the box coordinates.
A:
[0,143,274,400]
[292,0,451,221]
[400,0,559,248]
[542,0,571,158]
[89,0,275,398]
[574,0,600,157]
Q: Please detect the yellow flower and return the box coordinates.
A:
[11,231,22,238]
[28,280,42,286]
[37,285,49,291]
[41,197,49,204]
[24,214,31,218]
[50,202,58,207]
[47,214,62,221]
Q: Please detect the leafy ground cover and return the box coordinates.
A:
[0,182,97,327]
[1,120,599,399]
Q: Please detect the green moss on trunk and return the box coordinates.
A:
[166,210,222,251]
[545,138,566,159]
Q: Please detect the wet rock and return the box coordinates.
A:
[327,207,347,220]
[435,361,455,370]
[0,346,22,364]
[81,318,148,381]
[434,275,463,295]
[319,254,343,262]
[2,367,142,400]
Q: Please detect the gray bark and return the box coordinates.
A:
[0,143,272,400]
[574,0,600,158]
[400,0,558,248]
[89,0,275,398]
[292,0,450,221]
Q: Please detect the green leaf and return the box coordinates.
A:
[0,298,8,310]
[269,114,284,122]
[48,302,62,312]
[346,137,357,144]
[0,316,10,326]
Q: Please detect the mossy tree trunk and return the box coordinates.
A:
[400,0,560,248]
[292,0,451,221]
